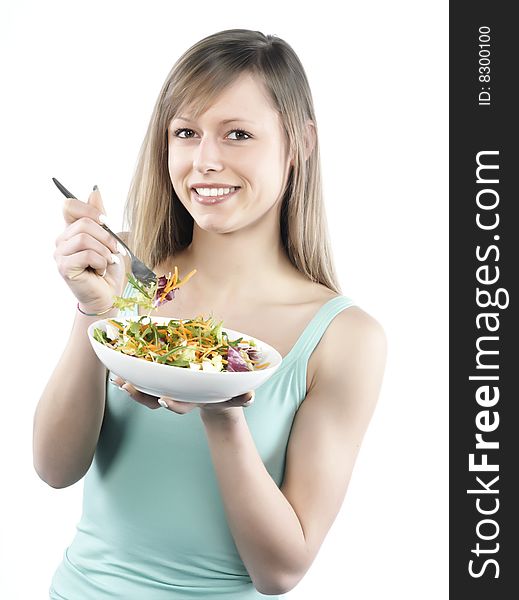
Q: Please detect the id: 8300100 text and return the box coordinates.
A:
[478,26,491,107]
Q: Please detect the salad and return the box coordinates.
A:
[112,266,196,313]
[92,269,270,372]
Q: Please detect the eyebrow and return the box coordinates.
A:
[174,117,256,125]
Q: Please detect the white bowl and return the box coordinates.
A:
[87,316,282,403]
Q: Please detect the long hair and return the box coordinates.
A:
[124,29,342,293]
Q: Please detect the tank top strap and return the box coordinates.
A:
[276,295,357,375]
[116,281,139,319]
[297,294,356,357]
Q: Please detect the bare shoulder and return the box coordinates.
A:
[323,304,387,356]
[308,303,388,405]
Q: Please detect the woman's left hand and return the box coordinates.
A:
[110,376,255,416]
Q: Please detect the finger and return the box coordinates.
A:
[223,390,255,407]
[242,390,255,406]
[88,185,107,217]
[202,390,255,409]
[56,217,118,254]
[156,397,197,414]
[62,196,106,226]
[112,379,162,410]
[121,384,161,409]
[55,249,110,280]
[56,232,119,266]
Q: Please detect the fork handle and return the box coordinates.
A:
[52,177,133,257]
[99,224,133,258]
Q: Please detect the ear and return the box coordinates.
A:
[303,120,317,161]
[289,120,317,166]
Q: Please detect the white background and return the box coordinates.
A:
[0,1,448,598]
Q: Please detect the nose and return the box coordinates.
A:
[192,135,224,173]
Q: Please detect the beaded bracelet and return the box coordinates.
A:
[77,302,114,317]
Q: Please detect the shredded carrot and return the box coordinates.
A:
[175,268,197,289]
[254,362,271,370]
[200,345,223,360]
[97,268,266,371]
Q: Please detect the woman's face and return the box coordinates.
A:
[167,73,292,234]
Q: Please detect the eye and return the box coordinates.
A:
[173,128,196,138]
[227,129,251,141]
[172,127,252,140]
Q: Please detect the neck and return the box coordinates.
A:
[172,210,298,305]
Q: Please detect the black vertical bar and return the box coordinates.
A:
[450,2,518,598]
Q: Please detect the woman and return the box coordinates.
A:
[34,29,387,599]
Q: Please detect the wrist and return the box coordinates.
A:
[200,406,244,427]
[76,302,116,318]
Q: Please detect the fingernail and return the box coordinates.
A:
[158,399,168,408]
[116,242,127,255]
[98,213,109,225]
[243,391,255,406]
[108,377,119,386]
[93,185,98,191]
[111,254,120,265]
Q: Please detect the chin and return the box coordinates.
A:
[193,217,238,234]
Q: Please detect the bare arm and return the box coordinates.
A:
[33,310,115,488]
[33,187,125,488]
[200,307,387,594]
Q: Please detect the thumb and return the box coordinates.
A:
[87,184,107,217]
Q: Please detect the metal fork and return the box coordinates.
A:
[52,177,157,286]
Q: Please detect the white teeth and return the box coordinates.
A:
[194,186,237,197]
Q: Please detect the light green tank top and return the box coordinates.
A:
[50,290,355,599]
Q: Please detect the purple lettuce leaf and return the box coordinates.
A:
[245,347,260,362]
[226,344,250,372]
[152,275,177,307]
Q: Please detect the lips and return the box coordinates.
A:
[191,187,240,205]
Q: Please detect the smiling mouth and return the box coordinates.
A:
[191,187,240,204]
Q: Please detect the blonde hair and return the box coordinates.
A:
[124,29,342,294]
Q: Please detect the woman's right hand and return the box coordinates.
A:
[54,186,125,313]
